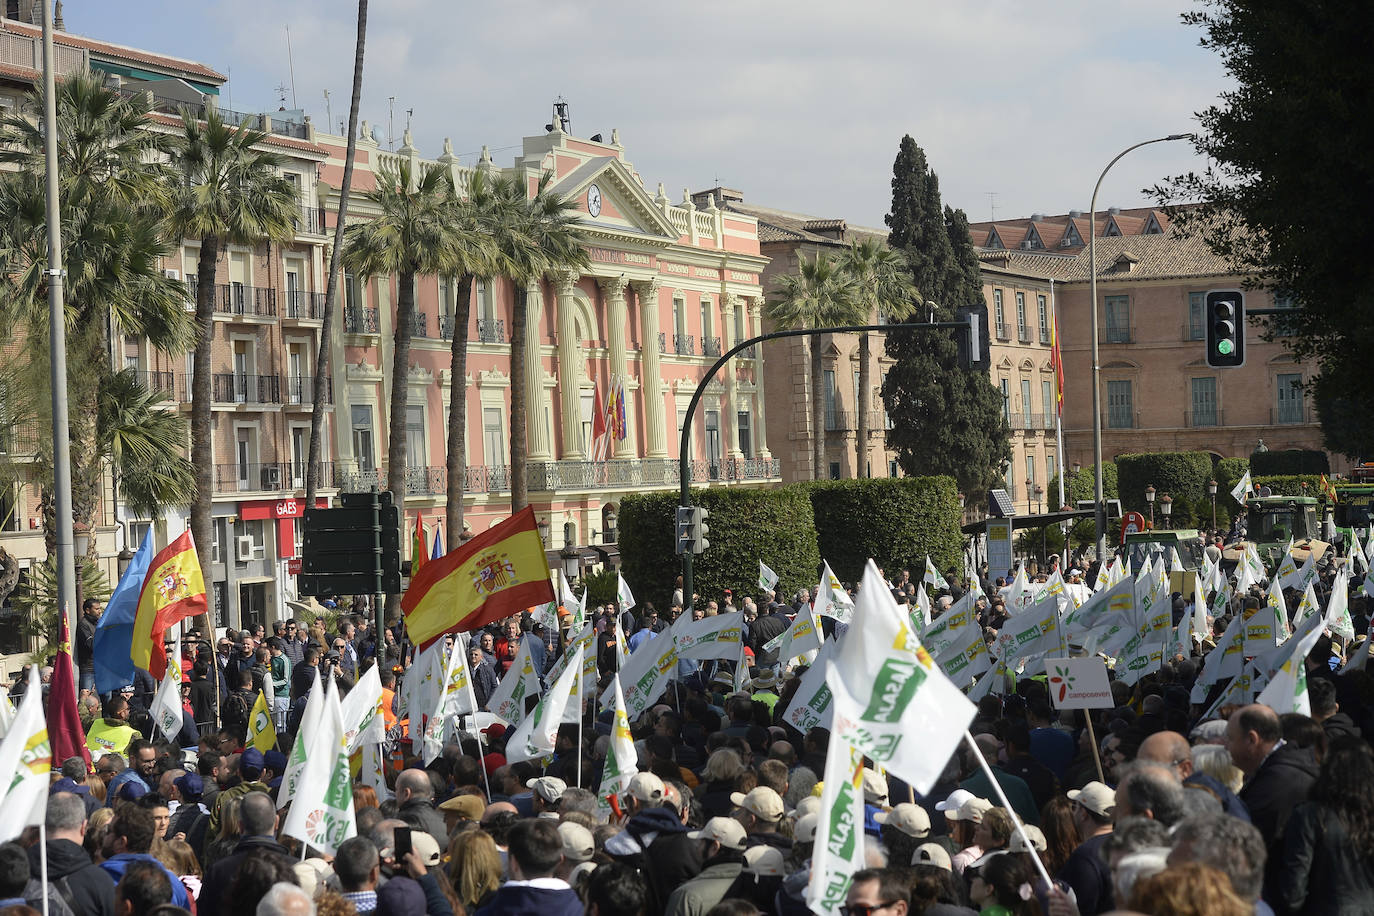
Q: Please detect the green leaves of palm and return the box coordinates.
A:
[99,369,195,518]
[839,237,919,322]
[765,252,862,330]
[344,159,466,279]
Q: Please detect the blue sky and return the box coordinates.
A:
[75,1,1227,227]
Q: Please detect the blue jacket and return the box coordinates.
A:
[474,880,582,916]
[100,854,190,909]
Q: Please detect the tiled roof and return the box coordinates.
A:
[976,250,1081,280]
[724,201,887,247]
[971,206,1179,254]
[1,20,226,82]
[1059,225,1235,282]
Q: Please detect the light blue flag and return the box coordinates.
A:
[431,528,444,561]
[94,528,154,693]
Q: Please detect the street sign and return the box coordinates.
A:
[987,518,1014,577]
[286,557,301,576]
[1121,511,1147,543]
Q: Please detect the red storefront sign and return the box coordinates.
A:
[239,498,329,559]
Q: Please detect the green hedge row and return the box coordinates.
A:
[1251,448,1329,476]
[801,476,963,583]
[1216,457,1249,502]
[1116,452,1214,514]
[1051,461,1119,506]
[1252,475,1327,498]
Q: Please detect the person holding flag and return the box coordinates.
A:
[131,530,208,682]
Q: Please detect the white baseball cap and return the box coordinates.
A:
[687,816,747,851]
[873,803,931,838]
[934,788,975,813]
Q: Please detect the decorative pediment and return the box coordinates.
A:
[548,156,680,242]
[475,369,509,388]
[406,365,434,386]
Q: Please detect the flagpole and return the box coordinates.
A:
[461,654,493,802]
[575,645,584,789]
[963,731,1054,887]
[39,824,49,916]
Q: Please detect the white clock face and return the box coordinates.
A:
[587,184,602,218]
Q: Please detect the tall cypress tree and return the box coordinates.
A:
[881,135,1009,500]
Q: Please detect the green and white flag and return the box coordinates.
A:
[488,639,541,726]
[912,584,933,631]
[1256,613,1326,716]
[342,663,387,755]
[600,628,678,718]
[815,561,854,623]
[1291,551,1319,595]
[920,592,976,658]
[505,648,581,764]
[361,739,392,802]
[150,639,184,743]
[778,638,838,733]
[0,667,50,840]
[1273,539,1299,588]
[1351,532,1369,574]
[400,637,447,741]
[1292,581,1320,630]
[764,607,822,665]
[1192,611,1246,703]
[1167,546,1183,573]
[968,659,1011,703]
[923,555,949,592]
[1191,573,1210,647]
[673,611,746,661]
[1340,626,1374,675]
[805,732,866,916]
[1003,564,1034,613]
[597,674,639,821]
[1093,557,1113,593]
[1231,470,1253,506]
[281,678,355,855]
[1325,567,1355,643]
[935,622,992,687]
[276,667,323,810]
[617,573,636,612]
[422,642,475,763]
[759,560,779,593]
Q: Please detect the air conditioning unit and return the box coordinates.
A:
[261,465,282,489]
[163,269,180,280]
[236,536,255,561]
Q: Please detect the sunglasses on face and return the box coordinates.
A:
[840,904,902,916]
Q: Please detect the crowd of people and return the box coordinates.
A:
[4,543,1371,916]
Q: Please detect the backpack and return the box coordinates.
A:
[223,690,251,735]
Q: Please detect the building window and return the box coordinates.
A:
[1105,296,1131,343]
[889,459,899,478]
[1025,454,1036,490]
[829,461,841,480]
[483,407,505,466]
[1190,377,1218,427]
[823,369,838,430]
[1276,373,1304,424]
[345,272,362,311]
[705,411,721,474]
[1042,379,1054,426]
[1000,378,1010,425]
[1020,378,1033,427]
[1188,292,1205,340]
[351,405,374,471]
[0,484,20,533]
[1016,292,1028,342]
[737,410,752,459]
[405,404,426,466]
[1037,295,1049,342]
[993,290,1006,338]
[1107,380,1134,429]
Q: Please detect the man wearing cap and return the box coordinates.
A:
[527,776,566,819]
[875,803,931,871]
[1059,781,1117,915]
[663,817,748,916]
[167,772,207,843]
[730,786,791,853]
[208,747,269,837]
[555,822,595,881]
[605,772,702,913]
[395,768,448,847]
[861,768,891,836]
[749,669,781,713]
[439,792,486,835]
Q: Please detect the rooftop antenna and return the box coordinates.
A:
[275,83,289,109]
[552,97,571,134]
[323,89,332,133]
[986,191,998,222]
[388,96,395,150]
[284,24,298,109]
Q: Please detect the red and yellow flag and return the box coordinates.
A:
[412,510,428,575]
[1050,309,1064,417]
[132,531,207,679]
[401,506,553,650]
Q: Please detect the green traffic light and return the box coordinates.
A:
[1218,340,1234,355]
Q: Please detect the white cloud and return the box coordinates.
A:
[75,0,1226,226]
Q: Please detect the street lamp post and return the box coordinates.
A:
[1207,479,1218,531]
[560,521,580,586]
[1145,485,1156,526]
[1034,484,1045,565]
[1089,133,1193,561]
[1160,494,1173,530]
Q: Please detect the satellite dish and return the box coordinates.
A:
[1259,486,1273,498]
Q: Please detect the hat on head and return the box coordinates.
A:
[558,822,595,863]
[750,670,778,691]
[173,772,204,800]
[438,794,485,821]
[1068,781,1117,818]
[116,781,148,802]
[710,669,735,690]
[377,873,426,914]
[934,788,975,813]
[240,747,265,774]
[687,816,747,851]
[411,831,442,867]
[49,777,89,797]
[482,723,507,739]
[873,803,931,838]
[482,752,506,776]
[527,776,567,804]
[264,750,287,772]
[1009,825,1047,854]
[744,845,786,877]
[912,843,953,871]
[627,772,665,803]
[793,812,819,844]
[860,768,888,805]
[730,786,785,823]
[793,796,821,820]
[954,797,993,823]
[568,861,597,886]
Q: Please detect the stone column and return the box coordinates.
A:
[524,285,552,461]
[749,299,771,460]
[722,294,742,462]
[634,279,667,459]
[599,276,632,458]
[554,270,584,460]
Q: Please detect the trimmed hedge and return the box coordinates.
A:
[617,486,821,611]
[1251,448,1330,476]
[1051,461,1119,506]
[1216,457,1249,502]
[1253,474,1326,498]
[801,477,963,584]
[1116,452,1214,514]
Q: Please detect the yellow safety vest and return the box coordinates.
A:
[86,719,138,757]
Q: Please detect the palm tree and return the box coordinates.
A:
[766,252,862,480]
[443,170,504,547]
[837,238,918,477]
[99,368,197,518]
[342,160,464,613]
[497,173,588,513]
[166,110,300,641]
[306,0,368,508]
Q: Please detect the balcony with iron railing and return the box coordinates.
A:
[344,306,380,335]
[293,206,328,235]
[702,336,722,357]
[410,312,430,338]
[206,283,277,318]
[1039,327,1052,344]
[674,333,695,356]
[465,464,512,493]
[995,322,1011,341]
[1103,323,1133,344]
[658,332,666,353]
[1272,404,1310,426]
[136,370,177,396]
[739,343,757,359]
[118,87,311,141]
[212,373,281,405]
[1185,408,1223,428]
[284,290,326,320]
[1018,324,1031,343]
[404,466,445,496]
[477,318,505,344]
[1104,409,1138,430]
[213,461,317,493]
[285,375,333,406]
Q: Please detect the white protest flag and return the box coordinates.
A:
[530,596,560,631]
[829,560,975,795]
[150,660,184,743]
[617,573,636,612]
[1139,560,1172,645]
[614,618,629,669]
[1093,557,1113,593]
[1257,612,1328,716]
[277,667,323,809]
[1341,626,1374,675]
[1167,546,1183,573]
[779,638,839,734]
[1273,539,1299,588]
[505,649,581,764]
[1192,611,1246,702]
[1292,581,1321,630]
[1164,611,1192,662]
[1352,532,1369,574]
[601,627,678,719]
[341,664,387,755]
[0,667,51,840]
[920,592,975,658]
[559,573,582,621]
[1041,569,1067,607]
[400,638,447,741]
[361,740,392,802]
[1209,576,1234,623]
[1231,470,1253,506]
[815,561,854,623]
[806,732,866,916]
[1366,567,1374,601]
[968,659,1011,703]
[673,611,746,661]
[1110,555,1132,587]
[923,555,949,591]
[1002,564,1034,613]
[281,679,355,855]
[1191,574,1210,647]
[759,560,779,593]
[764,607,823,665]
[488,639,541,726]
[912,585,933,631]
[1326,567,1355,643]
[1114,625,1164,687]
[422,643,476,763]
[1203,667,1255,720]
[547,623,594,687]
[992,595,1059,670]
[597,674,640,820]
[0,692,13,738]
[734,638,750,694]
[935,622,992,687]
[1291,551,1319,595]
[1269,577,1292,641]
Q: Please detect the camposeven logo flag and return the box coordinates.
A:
[779,638,839,733]
[487,639,541,726]
[280,678,355,855]
[829,560,974,795]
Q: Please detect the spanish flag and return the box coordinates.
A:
[131,530,208,680]
[401,506,553,650]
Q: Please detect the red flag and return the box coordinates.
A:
[591,382,610,462]
[49,610,92,772]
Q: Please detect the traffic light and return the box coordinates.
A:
[1205,290,1245,368]
[676,505,694,555]
[299,490,402,595]
[956,305,990,370]
[675,505,711,555]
